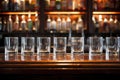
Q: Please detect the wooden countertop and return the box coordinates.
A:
[0,53,120,75]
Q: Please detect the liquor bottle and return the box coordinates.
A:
[56,0,61,10]
[34,13,40,32]
[92,16,99,33]
[27,14,33,31]
[103,18,109,33]
[77,0,86,10]
[47,15,51,31]
[0,18,2,32]
[7,15,13,33]
[50,0,56,10]
[25,0,29,11]
[13,15,19,31]
[56,16,61,32]
[109,15,114,32]
[98,15,103,33]
[20,0,25,11]
[76,16,83,33]
[29,0,36,11]
[35,0,40,11]
[104,0,110,10]
[20,15,27,31]
[93,0,98,11]
[67,0,73,10]
[114,16,120,32]
[2,0,9,11]
[61,17,66,32]
[61,0,67,10]
[51,17,56,33]
[14,0,20,11]
[45,0,50,10]
[9,0,14,11]
[3,17,7,32]
[72,20,76,31]
[66,15,71,31]
[115,0,120,10]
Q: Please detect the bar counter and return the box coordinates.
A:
[0,52,120,80]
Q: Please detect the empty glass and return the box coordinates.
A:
[89,36,103,60]
[5,37,18,61]
[21,37,35,61]
[37,37,51,60]
[53,37,67,60]
[106,37,119,60]
[71,37,84,60]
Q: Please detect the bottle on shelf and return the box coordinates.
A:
[20,0,25,11]
[61,0,67,10]
[56,15,61,32]
[7,15,13,33]
[27,0,36,11]
[76,16,83,33]
[14,0,20,11]
[35,0,40,11]
[46,15,51,31]
[109,15,114,32]
[72,20,76,31]
[45,0,50,10]
[61,17,67,32]
[34,13,40,32]
[0,18,2,32]
[3,17,7,32]
[93,0,98,11]
[49,0,56,10]
[67,0,73,10]
[114,16,120,32]
[13,15,19,31]
[1,0,9,11]
[103,17,110,33]
[92,16,99,33]
[27,14,33,31]
[66,15,71,32]
[55,0,61,10]
[51,17,56,33]
[98,15,103,33]
[77,0,86,10]
[8,0,14,11]
[20,15,27,31]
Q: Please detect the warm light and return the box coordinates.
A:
[47,15,51,22]
[104,18,108,22]
[109,15,113,22]
[92,16,96,23]
[114,16,118,23]
[29,0,32,4]
[99,15,102,22]
[5,0,8,2]
[22,15,25,20]
[66,16,71,22]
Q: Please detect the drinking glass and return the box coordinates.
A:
[71,37,84,60]
[21,37,35,61]
[37,37,51,60]
[5,37,18,61]
[53,37,67,60]
[106,37,119,60]
[89,36,103,60]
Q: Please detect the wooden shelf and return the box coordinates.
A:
[93,11,120,15]
[0,12,38,15]
[45,11,86,15]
